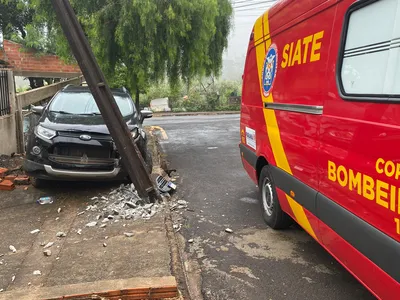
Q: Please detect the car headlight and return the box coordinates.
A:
[131,128,139,139]
[35,125,57,140]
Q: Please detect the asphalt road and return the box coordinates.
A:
[147,114,374,300]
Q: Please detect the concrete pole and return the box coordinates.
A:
[8,70,24,153]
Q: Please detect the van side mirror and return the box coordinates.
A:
[140,110,153,120]
[31,106,44,115]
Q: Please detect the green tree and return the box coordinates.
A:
[29,0,233,108]
[0,0,33,39]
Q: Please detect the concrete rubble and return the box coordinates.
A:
[85,221,97,228]
[83,183,164,224]
[43,242,54,249]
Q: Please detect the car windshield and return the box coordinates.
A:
[49,92,134,117]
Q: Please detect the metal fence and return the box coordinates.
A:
[0,70,11,116]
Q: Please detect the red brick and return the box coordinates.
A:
[0,180,15,191]
[14,175,30,185]
[4,175,17,183]
[0,168,8,178]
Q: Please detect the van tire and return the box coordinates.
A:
[259,166,292,229]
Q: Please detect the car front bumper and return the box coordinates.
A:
[24,159,127,181]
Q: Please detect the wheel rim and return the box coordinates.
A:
[262,177,274,216]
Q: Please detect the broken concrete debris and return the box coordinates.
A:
[33,270,41,276]
[85,183,164,224]
[30,229,40,234]
[56,232,67,238]
[125,202,136,209]
[43,242,54,249]
[77,229,82,235]
[86,205,97,212]
[86,221,97,228]
[177,200,187,206]
[9,245,16,253]
[43,250,52,257]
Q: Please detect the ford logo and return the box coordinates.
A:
[79,135,92,141]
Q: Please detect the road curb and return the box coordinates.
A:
[148,128,204,300]
[153,111,240,117]
[147,129,189,299]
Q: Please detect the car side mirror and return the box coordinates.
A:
[31,105,44,115]
[141,110,153,120]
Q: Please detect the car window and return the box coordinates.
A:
[338,0,400,99]
[50,92,134,116]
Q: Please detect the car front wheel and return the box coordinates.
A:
[31,177,46,189]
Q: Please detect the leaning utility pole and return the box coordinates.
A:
[51,0,157,201]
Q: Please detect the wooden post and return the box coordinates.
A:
[8,70,24,153]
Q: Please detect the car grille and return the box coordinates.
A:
[53,145,111,159]
[58,131,112,141]
[48,155,116,166]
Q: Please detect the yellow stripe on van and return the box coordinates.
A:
[254,12,318,240]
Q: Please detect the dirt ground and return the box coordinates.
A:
[0,155,25,176]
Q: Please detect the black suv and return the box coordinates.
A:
[24,85,153,187]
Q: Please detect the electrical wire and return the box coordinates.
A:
[235,6,273,12]
[233,0,276,9]
[232,0,265,5]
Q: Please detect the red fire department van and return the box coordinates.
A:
[240,0,400,298]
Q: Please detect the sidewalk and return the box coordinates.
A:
[0,134,179,299]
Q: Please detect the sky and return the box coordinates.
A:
[222,0,277,80]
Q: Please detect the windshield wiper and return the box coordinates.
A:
[79,112,102,116]
[50,110,74,115]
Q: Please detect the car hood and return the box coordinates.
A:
[39,111,137,135]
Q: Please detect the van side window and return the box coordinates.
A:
[338,0,400,100]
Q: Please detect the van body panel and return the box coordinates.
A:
[240,0,400,297]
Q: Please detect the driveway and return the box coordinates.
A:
[148,114,374,300]
[0,162,176,298]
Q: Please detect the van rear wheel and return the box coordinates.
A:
[259,166,292,229]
